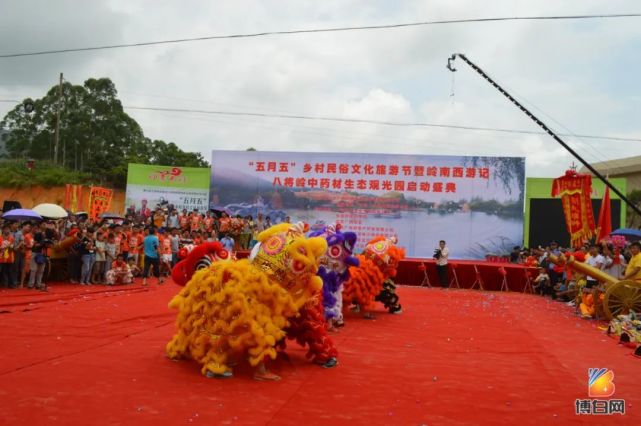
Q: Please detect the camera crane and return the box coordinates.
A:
[446,53,641,218]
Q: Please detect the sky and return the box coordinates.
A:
[1,0,640,178]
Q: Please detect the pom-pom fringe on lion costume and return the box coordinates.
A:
[342,236,405,315]
[166,223,327,378]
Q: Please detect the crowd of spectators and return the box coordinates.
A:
[0,205,291,291]
[510,240,641,319]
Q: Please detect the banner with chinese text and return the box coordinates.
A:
[88,187,113,221]
[551,171,596,248]
[210,151,525,259]
[125,164,211,216]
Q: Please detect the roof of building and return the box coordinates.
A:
[579,155,641,176]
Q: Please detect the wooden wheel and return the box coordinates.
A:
[603,280,641,320]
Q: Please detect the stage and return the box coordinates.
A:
[237,252,538,292]
[0,282,638,424]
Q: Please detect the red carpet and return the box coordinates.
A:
[0,282,638,425]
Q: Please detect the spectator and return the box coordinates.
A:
[93,232,106,284]
[106,254,133,285]
[220,233,235,252]
[621,242,641,282]
[170,228,181,266]
[79,228,96,285]
[533,267,551,296]
[0,225,15,287]
[28,225,47,290]
[142,228,163,286]
[104,233,117,279]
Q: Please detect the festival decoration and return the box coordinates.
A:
[342,236,406,314]
[88,187,113,221]
[166,223,327,378]
[551,169,596,248]
[64,184,84,213]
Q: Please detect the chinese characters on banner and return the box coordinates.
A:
[88,187,113,221]
[551,170,596,248]
[251,160,490,194]
[210,151,525,259]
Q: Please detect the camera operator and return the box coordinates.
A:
[434,240,449,288]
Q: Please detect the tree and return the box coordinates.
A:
[465,157,526,206]
[1,78,209,188]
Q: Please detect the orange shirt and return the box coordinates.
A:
[0,235,15,263]
[190,215,202,230]
[119,232,130,253]
[154,213,165,229]
[24,233,34,252]
[160,236,172,255]
[219,217,230,233]
[179,216,189,229]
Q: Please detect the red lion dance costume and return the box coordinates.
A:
[342,236,405,316]
[166,223,328,380]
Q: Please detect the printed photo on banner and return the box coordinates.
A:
[125,163,211,218]
[210,150,525,259]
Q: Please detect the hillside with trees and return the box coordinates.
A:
[0,78,208,188]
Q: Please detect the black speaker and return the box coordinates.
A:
[2,200,21,212]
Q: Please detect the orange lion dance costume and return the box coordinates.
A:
[166,223,327,380]
[342,236,405,316]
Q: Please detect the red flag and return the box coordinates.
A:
[596,186,612,243]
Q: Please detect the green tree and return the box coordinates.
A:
[1,77,208,188]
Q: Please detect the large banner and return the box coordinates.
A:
[125,164,210,215]
[210,151,525,259]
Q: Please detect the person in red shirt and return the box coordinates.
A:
[159,230,173,278]
[119,224,131,261]
[203,211,214,233]
[105,254,133,285]
[128,226,142,267]
[218,211,231,235]
[190,209,202,232]
[179,209,190,231]
[0,225,15,287]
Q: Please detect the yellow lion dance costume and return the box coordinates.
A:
[166,223,327,379]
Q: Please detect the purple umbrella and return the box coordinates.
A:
[1,208,43,222]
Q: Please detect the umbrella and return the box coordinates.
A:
[610,228,641,242]
[101,212,124,220]
[32,203,68,219]
[74,211,89,218]
[1,208,43,222]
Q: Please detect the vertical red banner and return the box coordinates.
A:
[88,187,113,221]
[551,171,596,248]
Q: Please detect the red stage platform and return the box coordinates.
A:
[396,258,538,291]
[237,251,538,291]
[0,282,638,424]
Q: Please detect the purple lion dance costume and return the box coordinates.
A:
[309,224,359,329]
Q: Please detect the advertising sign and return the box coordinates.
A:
[210,151,525,259]
[125,164,210,216]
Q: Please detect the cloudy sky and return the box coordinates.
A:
[1,0,640,177]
